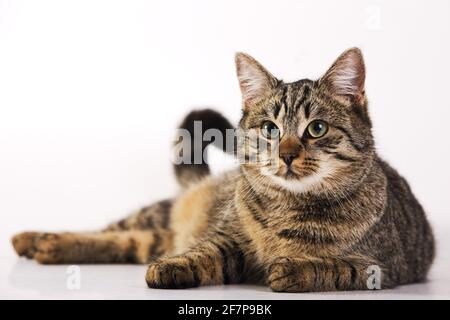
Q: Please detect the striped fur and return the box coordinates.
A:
[12,48,434,292]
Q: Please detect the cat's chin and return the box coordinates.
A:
[265,165,333,194]
[269,174,320,193]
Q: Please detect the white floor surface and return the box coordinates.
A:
[1,225,449,300]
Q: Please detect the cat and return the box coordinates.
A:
[12,48,435,292]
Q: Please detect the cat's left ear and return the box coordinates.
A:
[319,47,366,104]
[235,52,279,109]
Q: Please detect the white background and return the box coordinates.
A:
[1,0,450,299]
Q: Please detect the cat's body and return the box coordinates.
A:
[12,48,434,292]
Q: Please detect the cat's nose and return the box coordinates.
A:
[280,153,298,166]
[279,136,302,166]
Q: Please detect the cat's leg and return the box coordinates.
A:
[267,255,393,292]
[145,230,245,289]
[12,230,173,264]
[12,199,175,264]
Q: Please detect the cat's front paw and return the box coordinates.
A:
[267,257,314,293]
[12,232,41,258]
[146,257,200,289]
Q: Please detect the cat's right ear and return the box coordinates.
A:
[235,52,278,109]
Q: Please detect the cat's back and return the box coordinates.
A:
[369,157,435,283]
[377,157,429,227]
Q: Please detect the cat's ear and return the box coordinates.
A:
[235,52,279,108]
[319,48,366,104]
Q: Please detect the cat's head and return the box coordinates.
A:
[235,48,375,197]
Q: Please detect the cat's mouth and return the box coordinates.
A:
[274,163,316,180]
[284,168,300,180]
[273,165,302,180]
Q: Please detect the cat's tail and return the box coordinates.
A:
[174,109,234,188]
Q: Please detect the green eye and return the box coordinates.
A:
[261,121,280,139]
[307,120,328,138]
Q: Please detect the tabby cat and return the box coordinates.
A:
[12,48,435,292]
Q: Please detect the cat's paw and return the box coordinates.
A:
[146,257,200,289]
[267,257,313,292]
[11,232,41,258]
[12,232,65,263]
[33,233,65,264]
